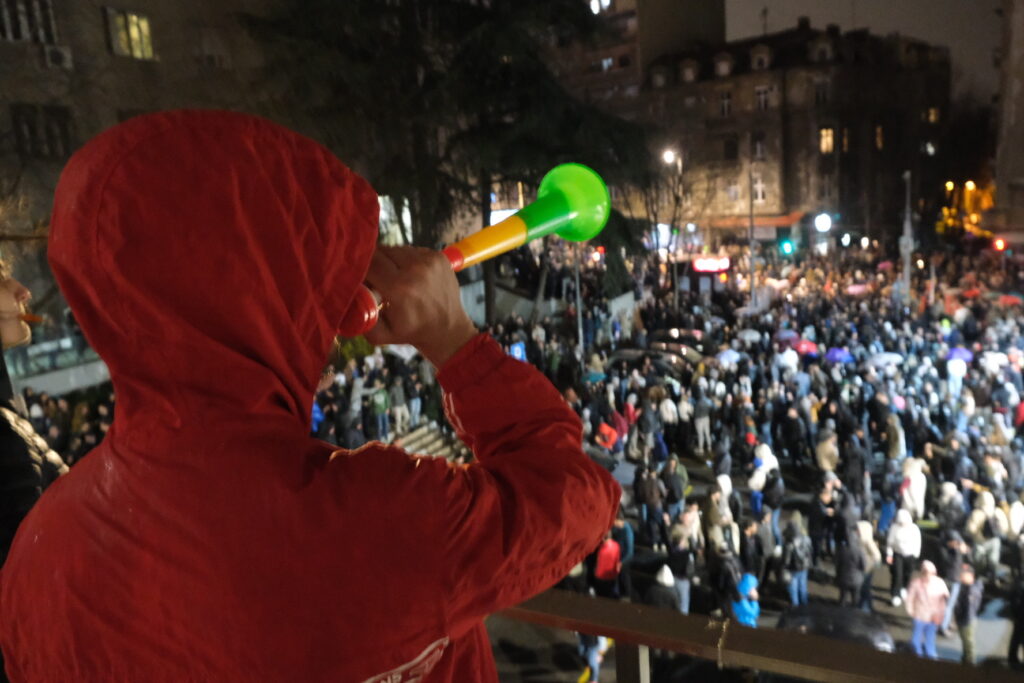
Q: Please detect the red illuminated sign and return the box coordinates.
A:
[693,257,731,273]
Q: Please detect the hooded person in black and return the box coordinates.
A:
[0,269,68,568]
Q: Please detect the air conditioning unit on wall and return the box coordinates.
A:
[43,45,73,70]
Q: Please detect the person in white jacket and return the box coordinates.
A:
[886,509,922,606]
[901,457,928,521]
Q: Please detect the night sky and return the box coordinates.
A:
[726,0,1002,102]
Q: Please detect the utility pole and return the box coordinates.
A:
[901,170,913,305]
[748,166,756,308]
[575,243,584,362]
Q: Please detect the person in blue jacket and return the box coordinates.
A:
[732,573,760,628]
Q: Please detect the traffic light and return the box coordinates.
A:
[779,239,794,256]
[995,238,1007,251]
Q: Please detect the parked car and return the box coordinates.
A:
[775,603,895,653]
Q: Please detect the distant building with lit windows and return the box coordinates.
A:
[552,12,951,246]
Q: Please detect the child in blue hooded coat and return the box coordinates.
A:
[732,573,761,627]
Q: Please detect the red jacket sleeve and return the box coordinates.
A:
[436,334,620,637]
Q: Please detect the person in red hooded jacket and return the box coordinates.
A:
[0,111,621,683]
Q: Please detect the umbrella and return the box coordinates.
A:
[795,339,818,356]
[775,329,799,342]
[846,283,869,296]
[982,351,1009,372]
[717,349,741,365]
[999,294,1024,307]
[865,352,903,368]
[877,260,893,271]
[947,347,974,362]
[825,347,855,364]
[738,329,762,344]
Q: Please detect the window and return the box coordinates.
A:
[715,58,732,77]
[819,127,835,154]
[726,181,740,202]
[720,91,732,117]
[753,55,768,70]
[600,57,613,72]
[681,64,697,82]
[105,7,154,60]
[927,107,940,123]
[196,26,231,69]
[590,0,612,13]
[875,125,884,150]
[819,173,833,200]
[842,127,850,153]
[755,86,770,112]
[0,0,57,43]
[814,80,830,105]
[723,136,738,161]
[11,104,71,160]
[752,131,766,160]
[753,175,767,203]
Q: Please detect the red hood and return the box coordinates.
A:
[48,110,378,440]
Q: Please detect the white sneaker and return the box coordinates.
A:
[900,588,908,600]
[891,596,902,607]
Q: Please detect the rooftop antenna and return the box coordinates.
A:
[761,5,769,35]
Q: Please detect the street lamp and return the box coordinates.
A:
[662,149,677,165]
[945,180,954,192]
[814,213,832,233]
[965,180,977,192]
[841,233,851,247]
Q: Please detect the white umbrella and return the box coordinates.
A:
[738,329,762,344]
[717,349,741,365]
[865,352,903,369]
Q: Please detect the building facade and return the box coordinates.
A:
[0,0,272,313]
[553,10,951,248]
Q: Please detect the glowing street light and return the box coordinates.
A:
[662,149,677,165]
[814,213,832,233]
[686,222,697,233]
[841,233,851,247]
[861,236,870,249]
[965,180,977,192]
[945,180,954,192]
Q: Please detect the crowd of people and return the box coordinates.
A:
[19,238,1024,677]
[532,243,1024,677]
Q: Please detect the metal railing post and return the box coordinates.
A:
[615,642,650,683]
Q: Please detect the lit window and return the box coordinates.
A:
[819,127,835,154]
[716,59,731,77]
[924,141,936,156]
[682,65,697,82]
[0,0,57,44]
[753,175,767,203]
[875,125,884,150]
[601,57,613,72]
[105,7,154,60]
[755,86,770,112]
[720,91,732,117]
[842,128,850,153]
[590,0,613,13]
[727,182,740,202]
[927,107,940,123]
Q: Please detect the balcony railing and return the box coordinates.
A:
[502,589,1021,683]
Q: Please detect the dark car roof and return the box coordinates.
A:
[776,603,894,652]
